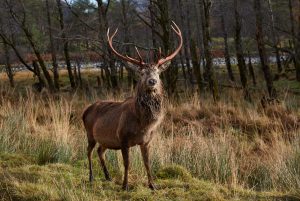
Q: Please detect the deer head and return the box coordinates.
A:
[107,21,182,92]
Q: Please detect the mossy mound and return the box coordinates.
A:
[156,165,192,181]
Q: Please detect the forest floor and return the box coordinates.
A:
[0,69,300,200]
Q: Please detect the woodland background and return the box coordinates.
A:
[0,0,300,200]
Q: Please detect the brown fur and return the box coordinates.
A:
[82,74,165,190]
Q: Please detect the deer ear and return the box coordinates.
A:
[126,62,141,73]
[158,61,171,72]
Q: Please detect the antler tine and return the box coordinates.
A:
[157,47,162,60]
[157,21,183,66]
[135,46,143,63]
[170,21,181,35]
[107,28,145,67]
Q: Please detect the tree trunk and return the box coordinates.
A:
[149,0,158,53]
[77,61,83,88]
[96,0,119,90]
[220,12,235,82]
[22,27,55,91]
[234,0,251,101]
[155,0,178,96]
[288,0,296,48]
[190,39,203,93]
[193,1,203,50]
[32,60,46,88]
[179,51,187,81]
[3,41,14,87]
[121,0,134,88]
[57,0,76,89]
[267,0,282,73]
[186,2,202,92]
[200,0,219,101]
[254,0,276,97]
[73,65,78,86]
[100,68,105,85]
[95,0,111,89]
[296,1,300,82]
[178,0,193,84]
[46,0,59,90]
[247,52,256,86]
[288,0,297,71]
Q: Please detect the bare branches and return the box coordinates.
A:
[134,10,163,39]
[63,0,98,32]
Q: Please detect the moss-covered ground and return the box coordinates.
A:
[0,153,298,201]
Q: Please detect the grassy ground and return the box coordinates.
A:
[0,153,295,201]
[0,70,300,200]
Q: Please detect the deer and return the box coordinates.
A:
[82,21,182,191]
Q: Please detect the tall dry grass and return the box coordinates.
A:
[0,85,299,194]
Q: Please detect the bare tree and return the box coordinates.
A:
[46,0,59,90]
[247,52,256,86]
[267,0,282,73]
[288,0,296,49]
[0,30,44,84]
[121,0,135,89]
[186,1,203,92]
[220,0,235,82]
[234,0,251,101]
[5,0,54,91]
[254,0,276,97]
[178,0,193,84]
[199,0,219,101]
[2,40,14,87]
[96,0,120,90]
[57,0,76,89]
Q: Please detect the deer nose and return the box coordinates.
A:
[148,79,157,86]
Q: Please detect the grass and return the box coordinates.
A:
[0,70,300,200]
[0,153,296,201]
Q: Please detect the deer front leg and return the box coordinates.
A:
[140,144,156,190]
[121,147,129,191]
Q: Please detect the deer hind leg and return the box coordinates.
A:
[87,140,96,182]
[140,144,156,190]
[97,146,111,181]
[121,147,130,191]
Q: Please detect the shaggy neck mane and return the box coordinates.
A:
[135,84,164,122]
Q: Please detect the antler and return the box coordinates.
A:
[107,28,145,67]
[156,21,183,67]
[107,21,182,69]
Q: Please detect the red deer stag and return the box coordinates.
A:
[82,21,182,190]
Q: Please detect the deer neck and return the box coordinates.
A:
[135,85,163,124]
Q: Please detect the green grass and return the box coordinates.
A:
[0,153,296,201]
